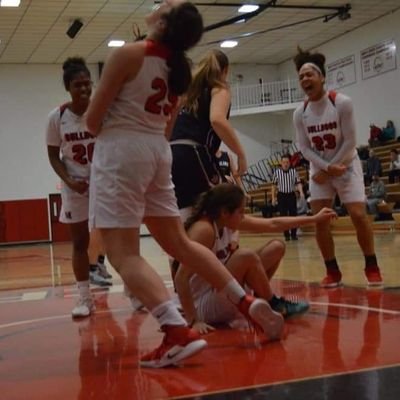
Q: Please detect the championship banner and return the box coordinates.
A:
[361,39,397,80]
[327,55,356,89]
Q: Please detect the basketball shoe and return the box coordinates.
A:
[271,296,310,318]
[140,325,207,368]
[89,268,112,287]
[321,269,342,288]
[97,263,112,279]
[72,296,95,318]
[238,295,284,340]
[365,266,383,286]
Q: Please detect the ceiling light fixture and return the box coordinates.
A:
[108,40,125,47]
[0,0,21,7]
[220,40,238,48]
[238,5,259,13]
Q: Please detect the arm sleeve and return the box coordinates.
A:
[293,107,329,171]
[329,95,357,165]
[46,108,61,147]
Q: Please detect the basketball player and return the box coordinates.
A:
[174,184,336,334]
[46,57,98,317]
[170,49,247,222]
[86,0,278,368]
[293,48,383,287]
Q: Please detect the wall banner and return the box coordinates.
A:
[361,39,397,80]
[327,54,356,89]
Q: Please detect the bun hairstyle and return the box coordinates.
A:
[161,2,204,96]
[62,57,90,90]
[293,47,326,77]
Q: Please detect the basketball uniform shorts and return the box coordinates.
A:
[309,156,366,204]
[59,179,89,224]
[89,131,180,229]
[196,288,239,324]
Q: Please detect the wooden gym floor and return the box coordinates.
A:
[0,232,400,399]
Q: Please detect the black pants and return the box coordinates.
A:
[277,192,297,238]
[388,169,400,184]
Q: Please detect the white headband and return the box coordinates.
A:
[300,62,323,75]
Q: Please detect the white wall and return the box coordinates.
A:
[227,111,295,166]
[277,9,400,146]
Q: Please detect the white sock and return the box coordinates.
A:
[151,300,187,327]
[77,280,90,299]
[221,279,246,305]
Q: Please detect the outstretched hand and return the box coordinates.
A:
[314,207,337,223]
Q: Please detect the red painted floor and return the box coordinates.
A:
[1,280,400,399]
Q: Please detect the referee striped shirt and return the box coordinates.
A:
[272,167,300,193]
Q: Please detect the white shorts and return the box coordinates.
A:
[59,181,89,224]
[89,131,180,229]
[310,156,366,204]
[196,289,239,324]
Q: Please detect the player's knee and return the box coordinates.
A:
[268,239,286,257]
[236,249,260,267]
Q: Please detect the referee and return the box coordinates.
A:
[271,154,304,241]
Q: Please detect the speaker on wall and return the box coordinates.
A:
[66,19,83,39]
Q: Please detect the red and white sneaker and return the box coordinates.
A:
[140,325,207,368]
[321,270,342,288]
[365,266,383,286]
[238,295,284,341]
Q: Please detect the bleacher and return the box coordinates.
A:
[243,139,400,232]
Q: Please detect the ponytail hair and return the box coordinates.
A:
[62,56,90,90]
[293,46,326,77]
[184,49,229,115]
[161,2,203,96]
[185,184,245,231]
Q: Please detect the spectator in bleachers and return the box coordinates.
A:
[366,175,386,217]
[357,145,370,161]
[365,149,382,186]
[369,124,382,147]
[388,149,400,183]
[379,120,396,143]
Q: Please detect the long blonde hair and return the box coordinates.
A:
[183,49,229,115]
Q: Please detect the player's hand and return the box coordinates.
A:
[192,320,215,335]
[67,178,89,194]
[312,170,329,184]
[327,163,347,177]
[314,207,337,223]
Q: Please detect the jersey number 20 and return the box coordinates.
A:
[72,142,94,165]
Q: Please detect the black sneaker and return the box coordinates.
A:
[271,296,309,318]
